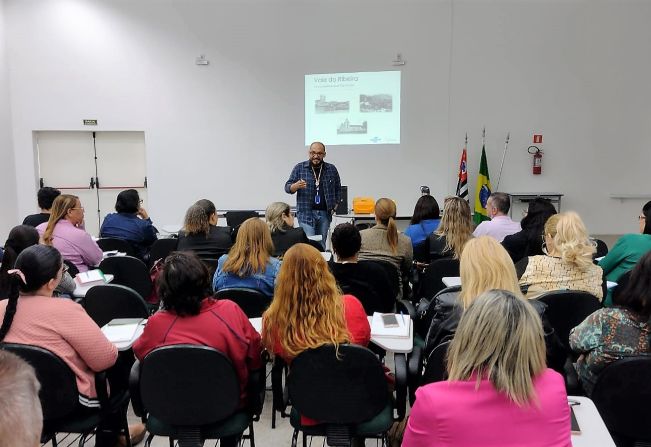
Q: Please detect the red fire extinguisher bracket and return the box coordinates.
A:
[528,145,543,175]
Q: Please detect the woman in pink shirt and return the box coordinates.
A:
[403,289,571,447]
[37,194,103,272]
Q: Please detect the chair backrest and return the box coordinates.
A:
[138,345,240,426]
[337,278,389,315]
[287,344,388,424]
[416,258,460,300]
[592,238,609,259]
[84,284,150,327]
[224,211,259,228]
[412,240,430,263]
[148,238,178,268]
[365,260,401,300]
[591,355,651,443]
[63,259,79,278]
[421,340,451,386]
[536,290,602,350]
[1,343,79,421]
[98,255,152,300]
[214,288,272,318]
[96,238,137,257]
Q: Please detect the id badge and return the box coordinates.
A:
[314,193,321,205]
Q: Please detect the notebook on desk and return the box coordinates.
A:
[101,319,145,343]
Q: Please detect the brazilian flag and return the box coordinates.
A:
[473,144,492,224]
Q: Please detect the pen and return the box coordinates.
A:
[400,311,406,326]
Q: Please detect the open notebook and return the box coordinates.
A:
[101,318,145,343]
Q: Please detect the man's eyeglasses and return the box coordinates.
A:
[309,151,325,156]
[70,207,84,211]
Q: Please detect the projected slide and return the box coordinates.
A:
[305,71,401,146]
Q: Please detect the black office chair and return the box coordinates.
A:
[130,344,263,447]
[412,240,430,263]
[99,255,152,300]
[1,343,131,447]
[420,340,451,387]
[536,290,602,352]
[414,258,460,301]
[97,237,138,258]
[337,277,394,315]
[148,238,178,268]
[365,260,401,301]
[591,355,651,447]
[592,238,609,259]
[84,284,150,328]
[63,259,80,278]
[225,211,260,228]
[214,288,272,318]
[287,344,406,447]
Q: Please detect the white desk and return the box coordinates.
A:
[249,315,413,354]
[101,320,145,351]
[442,276,461,287]
[569,396,616,446]
[72,274,114,298]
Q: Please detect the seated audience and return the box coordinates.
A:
[519,212,603,300]
[330,223,396,314]
[598,200,651,306]
[0,245,118,409]
[358,198,413,293]
[0,351,43,447]
[36,195,102,272]
[404,289,570,447]
[404,195,441,258]
[177,199,233,261]
[213,217,280,297]
[133,252,262,407]
[0,225,75,297]
[502,197,557,262]
[425,236,522,352]
[570,250,651,396]
[22,186,60,228]
[473,192,521,242]
[262,243,370,362]
[100,189,157,259]
[429,196,473,260]
[265,201,308,257]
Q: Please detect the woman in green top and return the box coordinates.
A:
[598,201,651,306]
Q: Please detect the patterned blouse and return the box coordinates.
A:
[569,307,650,396]
[519,255,603,300]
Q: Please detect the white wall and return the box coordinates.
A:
[2,0,650,235]
[0,0,17,238]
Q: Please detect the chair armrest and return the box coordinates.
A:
[563,356,583,395]
[247,367,266,420]
[393,353,407,421]
[271,357,289,417]
[407,345,423,406]
[94,371,110,412]
[128,360,146,417]
[396,300,416,319]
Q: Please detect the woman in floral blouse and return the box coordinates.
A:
[569,251,651,395]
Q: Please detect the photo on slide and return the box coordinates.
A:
[360,94,392,113]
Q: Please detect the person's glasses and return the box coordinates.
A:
[309,151,325,156]
[70,207,84,211]
[139,200,144,204]
[639,215,646,220]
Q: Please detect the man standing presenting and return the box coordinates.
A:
[473,192,521,242]
[285,141,341,248]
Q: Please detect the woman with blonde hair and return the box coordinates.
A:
[212,217,280,297]
[358,198,413,294]
[262,243,370,361]
[36,194,102,272]
[177,199,233,261]
[519,211,603,300]
[404,290,570,446]
[265,202,308,257]
[429,196,473,260]
[425,236,523,351]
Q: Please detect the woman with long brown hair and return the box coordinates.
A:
[262,243,370,361]
[430,196,473,260]
[36,194,102,272]
[212,217,280,297]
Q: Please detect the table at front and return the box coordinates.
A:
[570,396,616,446]
[249,315,413,354]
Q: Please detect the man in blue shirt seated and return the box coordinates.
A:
[100,189,157,259]
[285,141,341,249]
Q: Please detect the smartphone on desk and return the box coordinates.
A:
[381,313,399,328]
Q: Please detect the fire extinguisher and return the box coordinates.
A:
[528,145,543,175]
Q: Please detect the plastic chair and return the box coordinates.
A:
[97,237,138,258]
[148,238,178,268]
[414,258,460,301]
[214,288,272,318]
[1,343,131,447]
[99,255,152,300]
[84,284,150,328]
[129,344,262,447]
[287,344,406,447]
[591,355,651,446]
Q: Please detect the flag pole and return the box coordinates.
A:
[496,132,510,190]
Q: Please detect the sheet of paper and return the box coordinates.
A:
[102,323,139,343]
